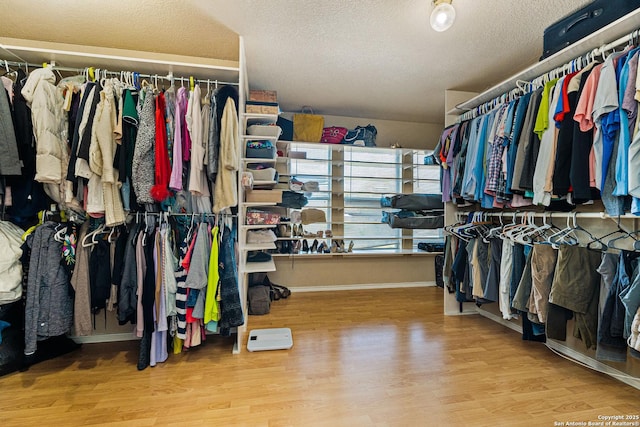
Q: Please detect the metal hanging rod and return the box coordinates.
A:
[454,210,640,220]
[0,58,238,87]
[456,27,640,122]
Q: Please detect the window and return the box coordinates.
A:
[343,147,403,251]
[275,142,443,253]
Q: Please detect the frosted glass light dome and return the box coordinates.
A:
[430,2,456,32]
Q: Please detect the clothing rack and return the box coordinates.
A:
[453,211,639,220]
[0,58,238,88]
[456,27,640,122]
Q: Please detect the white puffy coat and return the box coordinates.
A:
[0,221,24,305]
[21,68,69,205]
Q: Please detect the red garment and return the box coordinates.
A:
[151,92,171,201]
[554,70,579,123]
[181,228,198,271]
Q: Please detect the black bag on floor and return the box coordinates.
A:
[248,285,271,315]
[541,0,640,60]
[0,301,23,377]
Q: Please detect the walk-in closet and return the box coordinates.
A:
[0,1,639,426]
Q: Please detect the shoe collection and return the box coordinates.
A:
[270,224,354,254]
[299,239,354,254]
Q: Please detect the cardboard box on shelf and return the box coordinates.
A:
[246,104,280,115]
[249,90,277,103]
[245,189,283,204]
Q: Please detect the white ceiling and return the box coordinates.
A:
[196,0,593,123]
[0,0,594,124]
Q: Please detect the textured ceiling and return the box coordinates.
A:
[197,0,592,123]
[0,0,239,61]
[0,0,595,124]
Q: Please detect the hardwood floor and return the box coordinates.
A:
[1,287,639,427]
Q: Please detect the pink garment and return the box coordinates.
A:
[574,64,604,132]
[1,76,13,103]
[509,194,533,208]
[179,88,192,162]
[169,88,187,190]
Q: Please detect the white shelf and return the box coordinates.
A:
[244,259,277,273]
[451,8,640,113]
[252,180,278,188]
[243,157,277,163]
[242,134,279,141]
[242,223,279,230]
[271,249,440,258]
[242,201,278,208]
[242,113,278,125]
[244,242,277,251]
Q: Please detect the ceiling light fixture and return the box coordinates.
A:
[430,0,456,32]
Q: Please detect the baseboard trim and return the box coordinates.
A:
[70,333,138,344]
[545,340,640,391]
[476,308,522,333]
[288,281,436,293]
[476,308,640,391]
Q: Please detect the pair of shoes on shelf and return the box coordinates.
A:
[289,177,304,192]
[325,230,333,238]
[317,241,331,254]
[310,239,319,253]
[302,239,310,253]
[247,251,272,263]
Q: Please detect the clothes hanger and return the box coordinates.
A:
[546,214,575,248]
[186,213,196,242]
[82,223,105,248]
[485,212,505,240]
[107,226,117,243]
[606,217,639,250]
[549,213,594,249]
[587,226,628,252]
[53,223,68,243]
[502,212,530,241]
[511,212,542,245]
[519,212,554,244]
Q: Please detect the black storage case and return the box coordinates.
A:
[541,0,640,60]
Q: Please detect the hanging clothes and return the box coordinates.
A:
[90,80,126,226]
[24,222,74,355]
[212,97,239,213]
[218,225,244,335]
[187,84,212,213]
[131,87,156,205]
[21,68,72,208]
[0,77,21,177]
[151,92,171,202]
[70,221,92,336]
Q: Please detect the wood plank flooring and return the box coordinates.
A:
[1,287,639,427]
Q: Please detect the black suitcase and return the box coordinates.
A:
[541,0,640,60]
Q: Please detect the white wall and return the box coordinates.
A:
[281,112,444,150]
